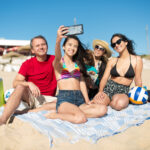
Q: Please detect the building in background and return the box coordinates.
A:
[0,39,32,72]
[0,39,31,56]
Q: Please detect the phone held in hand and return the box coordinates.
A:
[64,24,84,36]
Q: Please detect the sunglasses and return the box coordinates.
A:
[111,39,123,48]
[95,45,105,52]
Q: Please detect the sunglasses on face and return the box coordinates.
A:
[111,39,123,48]
[95,45,105,52]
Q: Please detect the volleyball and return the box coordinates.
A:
[128,86,148,104]
[4,88,14,102]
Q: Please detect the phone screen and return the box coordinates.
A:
[65,24,83,36]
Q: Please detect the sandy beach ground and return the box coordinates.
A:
[0,58,150,150]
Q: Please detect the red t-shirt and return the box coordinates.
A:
[19,55,57,96]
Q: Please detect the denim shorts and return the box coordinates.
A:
[56,90,85,111]
[103,80,130,100]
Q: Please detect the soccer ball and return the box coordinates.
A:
[128,86,148,104]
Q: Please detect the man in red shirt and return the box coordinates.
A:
[0,35,57,125]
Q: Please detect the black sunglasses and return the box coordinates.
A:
[111,39,123,48]
[95,45,105,52]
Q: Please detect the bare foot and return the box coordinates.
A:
[44,112,57,119]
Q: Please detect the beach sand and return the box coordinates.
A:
[0,59,150,150]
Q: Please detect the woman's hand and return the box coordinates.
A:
[57,25,69,40]
[86,101,93,105]
[91,91,106,104]
[88,71,96,75]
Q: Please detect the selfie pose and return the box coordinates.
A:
[45,25,107,124]
[93,33,143,110]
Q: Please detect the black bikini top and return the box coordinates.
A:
[110,55,135,78]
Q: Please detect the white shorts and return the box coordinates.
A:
[5,88,57,110]
[28,94,57,109]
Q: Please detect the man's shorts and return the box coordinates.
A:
[5,88,57,110]
[27,93,57,109]
[103,80,130,100]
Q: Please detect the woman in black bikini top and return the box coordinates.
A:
[110,55,135,79]
[92,33,143,111]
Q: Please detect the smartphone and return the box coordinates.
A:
[64,24,83,36]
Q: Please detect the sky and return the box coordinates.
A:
[0,0,150,56]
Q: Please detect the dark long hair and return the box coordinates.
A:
[63,35,88,77]
[111,33,136,55]
[83,49,108,84]
[98,56,107,83]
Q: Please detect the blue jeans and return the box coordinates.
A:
[56,90,85,111]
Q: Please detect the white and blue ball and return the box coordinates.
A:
[4,88,27,110]
[4,88,14,102]
[128,86,148,104]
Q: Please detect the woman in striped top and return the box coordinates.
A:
[45,25,107,124]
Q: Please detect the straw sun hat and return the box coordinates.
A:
[93,39,112,58]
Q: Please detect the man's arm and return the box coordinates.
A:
[13,73,41,97]
[13,73,28,88]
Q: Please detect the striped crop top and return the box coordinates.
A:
[57,57,81,81]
